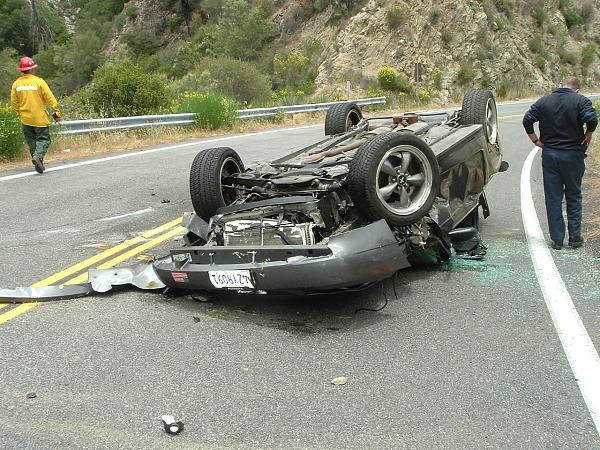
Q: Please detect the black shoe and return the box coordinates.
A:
[551,241,563,250]
[568,237,584,248]
[32,155,44,174]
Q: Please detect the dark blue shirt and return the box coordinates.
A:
[523,87,597,151]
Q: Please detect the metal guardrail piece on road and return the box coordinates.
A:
[56,97,387,135]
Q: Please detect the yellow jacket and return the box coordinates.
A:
[11,74,61,127]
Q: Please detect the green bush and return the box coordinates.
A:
[531,2,546,27]
[534,55,546,71]
[378,66,398,90]
[581,43,596,68]
[0,48,18,102]
[386,5,406,28]
[429,6,441,25]
[209,0,277,60]
[496,78,509,98]
[177,93,238,129]
[82,59,171,117]
[563,10,583,28]
[456,63,475,86]
[558,46,578,65]
[528,34,547,57]
[203,57,272,105]
[396,76,412,94]
[273,52,316,92]
[0,104,25,160]
[440,29,453,46]
[417,87,431,103]
[433,69,444,90]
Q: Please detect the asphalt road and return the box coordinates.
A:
[1,100,599,449]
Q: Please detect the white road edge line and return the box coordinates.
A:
[521,146,600,435]
[97,208,153,222]
[0,124,321,183]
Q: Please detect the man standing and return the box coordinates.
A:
[10,56,61,174]
[523,76,597,250]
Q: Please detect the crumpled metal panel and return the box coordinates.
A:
[0,284,92,302]
[88,263,166,293]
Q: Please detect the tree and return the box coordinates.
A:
[210,0,276,60]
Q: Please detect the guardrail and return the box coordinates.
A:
[56,97,387,136]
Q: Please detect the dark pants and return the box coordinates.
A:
[22,125,51,159]
[541,147,586,243]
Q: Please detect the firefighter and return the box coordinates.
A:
[10,56,61,174]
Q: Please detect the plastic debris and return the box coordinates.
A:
[162,415,184,435]
[330,376,348,385]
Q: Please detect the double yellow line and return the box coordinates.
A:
[0,216,187,325]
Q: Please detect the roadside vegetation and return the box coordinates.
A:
[1,0,599,163]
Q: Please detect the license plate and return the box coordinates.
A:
[208,270,255,289]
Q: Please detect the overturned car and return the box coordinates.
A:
[152,90,507,294]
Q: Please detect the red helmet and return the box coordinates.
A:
[18,56,38,72]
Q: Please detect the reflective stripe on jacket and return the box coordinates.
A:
[10,74,61,127]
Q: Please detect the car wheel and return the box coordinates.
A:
[190,147,244,221]
[324,102,363,135]
[461,89,498,145]
[348,132,440,226]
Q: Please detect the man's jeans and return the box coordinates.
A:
[541,147,586,243]
[22,125,51,159]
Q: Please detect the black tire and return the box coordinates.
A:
[190,147,244,221]
[461,89,498,145]
[324,103,363,135]
[348,132,440,226]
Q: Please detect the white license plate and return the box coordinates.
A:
[208,270,255,289]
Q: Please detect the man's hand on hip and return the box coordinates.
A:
[582,131,593,146]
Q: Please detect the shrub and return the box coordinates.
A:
[396,76,412,94]
[273,52,316,92]
[429,6,441,25]
[528,34,546,56]
[496,78,509,98]
[534,55,546,71]
[177,93,238,130]
[563,10,583,28]
[82,59,171,117]
[386,5,406,28]
[202,57,272,105]
[581,0,595,23]
[417,87,431,103]
[0,104,25,160]
[456,63,475,86]
[531,2,546,27]
[378,66,398,90]
[366,86,384,98]
[440,29,453,46]
[0,48,18,102]
[581,43,596,68]
[122,25,165,56]
[124,4,138,19]
[433,69,444,90]
[210,0,277,60]
[558,46,578,65]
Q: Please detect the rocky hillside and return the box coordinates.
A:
[267,0,600,99]
[2,0,598,106]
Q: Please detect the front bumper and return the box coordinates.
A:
[153,220,412,294]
